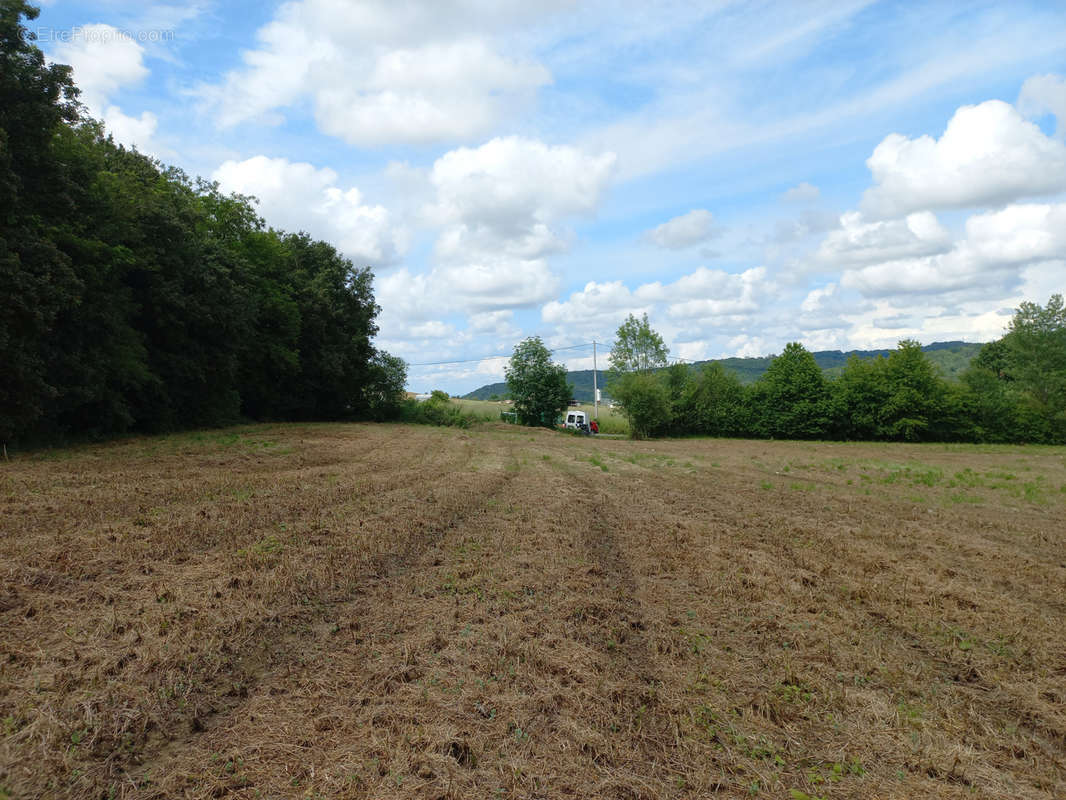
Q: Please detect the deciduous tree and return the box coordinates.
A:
[505,337,572,427]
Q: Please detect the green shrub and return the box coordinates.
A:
[611,372,671,439]
[399,393,481,428]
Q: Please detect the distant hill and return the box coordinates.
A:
[462,341,984,403]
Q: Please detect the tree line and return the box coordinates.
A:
[1,2,406,448]
[500,303,1065,444]
[606,304,1066,443]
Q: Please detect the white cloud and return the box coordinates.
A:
[101,107,159,147]
[212,156,407,266]
[542,280,650,329]
[782,182,820,203]
[468,310,520,338]
[50,23,157,151]
[51,24,148,110]
[1018,73,1066,137]
[637,266,773,320]
[198,0,556,146]
[645,209,717,249]
[542,265,777,345]
[391,136,618,319]
[801,282,838,313]
[841,202,1066,297]
[726,334,773,358]
[814,211,952,268]
[429,137,616,237]
[861,100,1066,218]
[797,282,861,330]
[435,260,561,312]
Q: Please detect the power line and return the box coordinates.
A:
[407,341,596,368]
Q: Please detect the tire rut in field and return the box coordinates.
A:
[124,432,523,797]
[547,462,699,799]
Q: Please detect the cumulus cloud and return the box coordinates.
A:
[369,136,616,350]
[801,282,838,313]
[860,100,1066,218]
[213,156,407,266]
[1018,73,1066,137]
[429,137,616,238]
[726,334,773,358]
[637,266,773,319]
[542,265,776,344]
[50,23,157,150]
[814,211,952,268]
[770,208,839,244]
[645,209,717,249]
[782,182,820,203]
[797,282,862,330]
[422,136,615,309]
[198,0,556,146]
[542,281,651,329]
[841,202,1066,297]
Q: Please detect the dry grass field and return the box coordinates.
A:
[2,423,1065,799]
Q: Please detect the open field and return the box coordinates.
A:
[2,424,1065,799]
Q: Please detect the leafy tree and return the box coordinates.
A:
[505,337,571,427]
[364,351,407,420]
[606,314,674,437]
[661,361,692,434]
[880,339,946,441]
[972,338,1012,379]
[611,371,671,439]
[0,1,389,445]
[834,341,949,441]
[1004,295,1066,430]
[834,355,888,440]
[750,342,831,439]
[281,233,379,420]
[0,1,82,442]
[680,362,747,437]
[608,313,668,374]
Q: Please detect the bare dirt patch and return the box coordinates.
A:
[2,424,1064,798]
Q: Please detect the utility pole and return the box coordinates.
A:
[592,341,598,421]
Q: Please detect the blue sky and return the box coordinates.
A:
[31,0,1066,393]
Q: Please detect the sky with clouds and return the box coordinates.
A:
[32,0,1066,393]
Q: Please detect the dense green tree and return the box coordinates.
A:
[0,1,390,446]
[611,371,672,439]
[364,351,408,420]
[505,337,572,427]
[834,341,950,441]
[608,313,668,374]
[0,1,82,442]
[750,342,832,439]
[660,361,691,434]
[680,362,747,437]
[607,315,674,437]
[834,355,888,439]
[879,339,946,440]
[972,338,1012,379]
[280,233,379,420]
[1004,295,1066,435]
[955,367,1010,442]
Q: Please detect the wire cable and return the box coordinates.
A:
[406,341,596,368]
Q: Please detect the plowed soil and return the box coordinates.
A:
[2,423,1065,799]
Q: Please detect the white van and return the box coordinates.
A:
[563,410,588,430]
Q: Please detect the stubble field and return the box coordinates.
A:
[1,423,1064,799]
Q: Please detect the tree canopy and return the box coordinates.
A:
[609,313,669,374]
[505,337,572,427]
[0,2,405,446]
